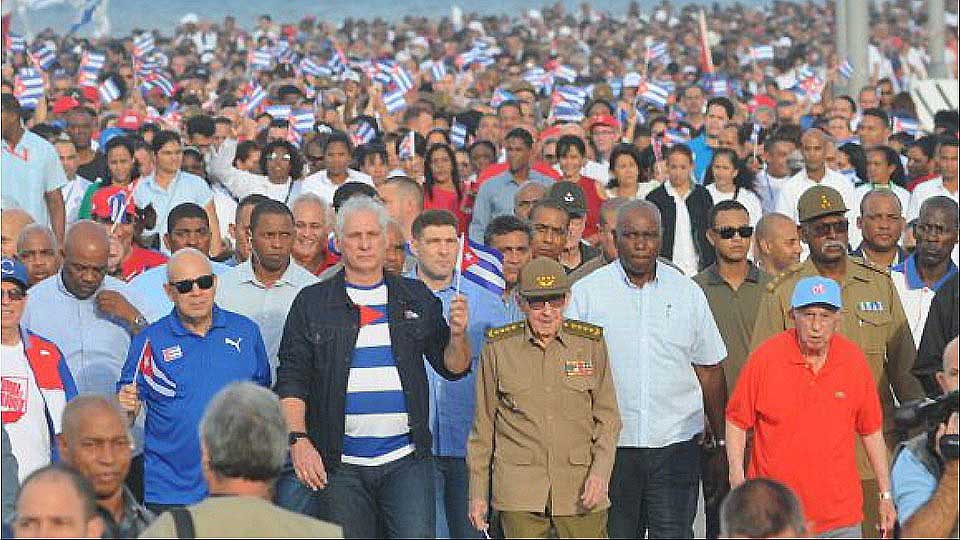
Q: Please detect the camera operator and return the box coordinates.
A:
[891,337,959,538]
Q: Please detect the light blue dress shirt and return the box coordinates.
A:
[891,445,938,525]
[687,134,713,184]
[407,269,507,457]
[567,259,726,448]
[127,261,231,324]
[1,130,68,225]
[21,273,132,397]
[468,169,554,242]
[133,170,213,241]
[215,259,319,383]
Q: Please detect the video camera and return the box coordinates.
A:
[895,390,959,460]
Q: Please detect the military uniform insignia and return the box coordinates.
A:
[858,301,884,312]
[564,359,594,376]
[820,194,832,209]
[536,274,556,288]
[562,319,603,340]
[486,321,525,340]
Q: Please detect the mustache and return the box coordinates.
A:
[822,240,847,251]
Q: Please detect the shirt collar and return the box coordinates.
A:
[895,254,959,290]
[237,260,297,288]
[168,304,227,336]
[614,258,660,289]
[55,271,104,300]
[701,262,762,285]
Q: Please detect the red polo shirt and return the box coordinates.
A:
[119,246,167,282]
[726,329,883,534]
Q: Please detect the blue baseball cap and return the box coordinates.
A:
[791,276,842,311]
[1,258,29,290]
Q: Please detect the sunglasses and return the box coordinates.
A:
[169,274,215,294]
[713,226,754,239]
[267,152,292,161]
[1,288,26,301]
[526,295,566,310]
[94,214,134,225]
[806,220,849,237]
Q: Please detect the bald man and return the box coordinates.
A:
[773,128,857,224]
[513,181,547,222]
[1,208,35,258]
[17,224,61,287]
[753,212,802,275]
[117,247,270,511]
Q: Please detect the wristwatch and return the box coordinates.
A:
[288,431,309,446]
[878,490,893,501]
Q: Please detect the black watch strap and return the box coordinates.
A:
[288,431,309,445]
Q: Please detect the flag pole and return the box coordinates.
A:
[455,233,464,295]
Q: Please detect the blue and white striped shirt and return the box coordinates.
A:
[342,282,413,466]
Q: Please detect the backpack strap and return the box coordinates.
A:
[168,507,195,540]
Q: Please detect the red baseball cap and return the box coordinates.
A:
[116,110,144,131]
[90,186,137,222]
[52,95,80,115]
[538,125,562,142]
[588,114,620,131]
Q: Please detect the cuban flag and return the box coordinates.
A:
[838,59,854,80]
[390,65,415,92]
[249,48,273,71]
[456,235,505,297]
[383,88,408,114]
[5,35,27,54]
[80,50,105,71]
[663,128,691,146]
[239,82,267,117]
[140,73,174,97]
[892,116,921,137]
[136,339,177,397]
[300,57,332,78]
[750,44,775,61]
[14,69,45,109]
[398,130,416,160]
[78,67,100,88]
[709,77,729,97]
[552,85,587,108]
[490,87,517,108]
[30,42,57,71]
[264,104,292,121]
[133,33,156,58]
[291,109,315,134]
[99,77,121,104]
[351,121,377,146]
[428,61,447,81]
[552,64,578,83]
[639,81,671,110]
[551,104,584,123]
[450,120,468,148]
[327,47,348,75]
[67,0,102,35]
[523,67,553,93]
[645,42,670,65]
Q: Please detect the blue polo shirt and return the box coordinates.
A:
[406,269,507,457]
[117,305,271,505]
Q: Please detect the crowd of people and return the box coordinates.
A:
[1,0,959,538]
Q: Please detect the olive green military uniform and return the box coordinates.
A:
[467,257,622,539]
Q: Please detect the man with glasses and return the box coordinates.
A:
[468,257,620,538]
[752,185,924,537]
[117,247,270,513]
[1,258,77,482]
[693,200,770,539]
[513,181,547,222]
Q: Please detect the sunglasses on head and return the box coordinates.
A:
[713,226,754,239]
[806,220,849,237]
[169,274,215,294]
[525,295,566,310]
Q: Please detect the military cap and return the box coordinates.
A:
[519,257,570,298]
[798,185,848,222]
[547,181,587,217]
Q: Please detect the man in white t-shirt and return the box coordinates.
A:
[0,258,77,481]
[296,133,372,206]
[775,128,856,224]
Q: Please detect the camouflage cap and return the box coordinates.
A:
[798,185,848,223]
[519,257,570,298]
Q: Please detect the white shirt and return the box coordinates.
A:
[665,181,698,276]
[61,176,92,224]
[755,170,792,215]
[706,184,763,227]
[208,139,298,205]
[1,343,51,481]
[774,167,858,224]
[211,184,238,245]
[907,177,959,222]
[295,169,374,207]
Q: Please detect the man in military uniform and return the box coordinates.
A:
[467,257,621,539]
[751,185,925,538]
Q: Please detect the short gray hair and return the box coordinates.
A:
[335,195,390,238]
[16,223,58,254]
[61,395,130,444]
[199,382,286,482]
[291,191,330,215]
[616,199,662,234]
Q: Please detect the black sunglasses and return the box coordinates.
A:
[169,274,215,294]
[806,220,849,237]
[714,226,754,239]
[525,295,566,310]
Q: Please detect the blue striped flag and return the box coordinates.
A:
[99,78,121,104]
[350,121,377,146]
[249,48,273,71]
[552,85,587,108]
[67,0,102,35]
[383,88,408,114]
[391,65,415,92]
[398,130,416,160]
[645,42,669,64]
[838,59,854,80]
[133,33,155,58]
[14,68,45,109]
[490,88,517,108]
[5,35,27,54]
[450,120,468,148]
[300,57,332,78]
[291,109,315,134]
[264,104,292,121]
[552,64,577,83]
[639,81,671,109]
[30,42,57,71]
[457,237,505,297]
[750,45,774,61]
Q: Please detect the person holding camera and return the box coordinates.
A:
[891,337,959,537]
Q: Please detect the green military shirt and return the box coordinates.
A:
[693,262,770,394]
[750,256,926,478]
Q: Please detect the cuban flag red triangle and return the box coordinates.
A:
[358,305,387,327]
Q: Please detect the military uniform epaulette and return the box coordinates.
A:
[766,262,805,292]
[850,256,891,276]
[562,319,603,340]
[486,321,525,340]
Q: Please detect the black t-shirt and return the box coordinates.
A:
[77,151,109,181]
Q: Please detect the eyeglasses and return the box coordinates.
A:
[713,226,754,239]
[525,295,566,310]
[169,274,215,294]
[1,289,26,302]
[805,219,849,237]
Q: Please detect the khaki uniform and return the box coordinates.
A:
[750,256,926,538]
[467,319,621,519]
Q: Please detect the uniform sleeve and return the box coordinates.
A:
[588,336,621,480]
[884,280,925,403]
[855,347,884,436]
[750,289,787,351]
[691,286,726,366]
[250,324,272,387]
[275,290,316,399]
[725,347,762,430]
[891,448,939,525]
[467,343,497,502]
[42,145,68,193]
